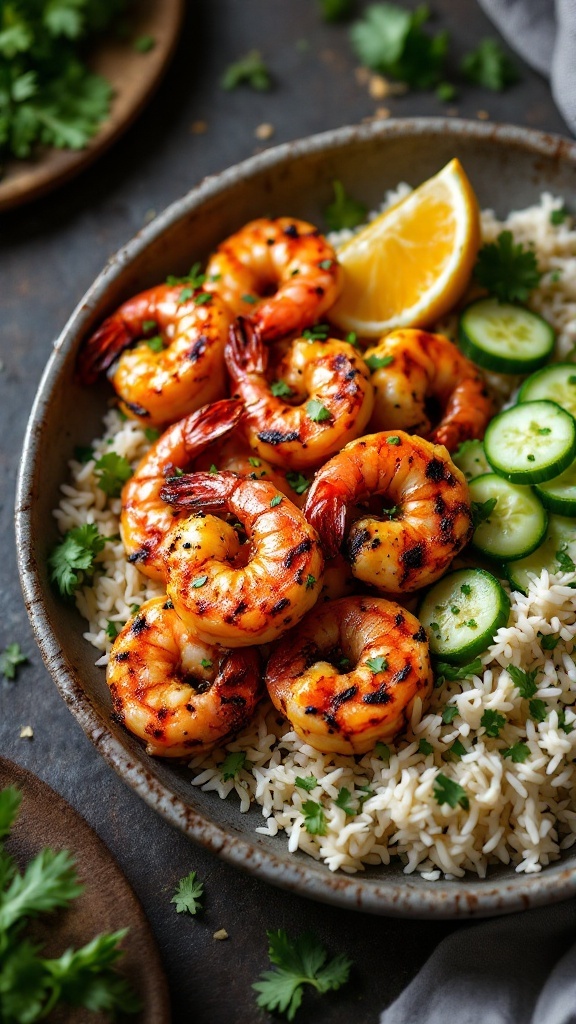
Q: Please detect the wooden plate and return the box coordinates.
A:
[0,757,170,1023]
[0,0,184,213]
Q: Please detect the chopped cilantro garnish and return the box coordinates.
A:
[529,699,547,724]
[558,709,574,734]
[194,292,212,306]
[461,38,519,91]
[302,323,330,341]
[220,751,247,780]
[191,575,208,588]
[441,705,459,725]
[48,523,105,597]
[200,658,213,669]
[270,494,283,507]
[242,293,258,304]
[105,620,120,641]
[556,548,576,572]
[144,427,160,442]
[433,773,469,810]
[446,739,467,760]
[306,399,331,423]
[550,207,568,225]
[366,656,388,673]
[418,738,434,756]
[221,50,272,91]
[335,787,355,816]
[324,180,367,232]
[502,741,530,764]
[305,574,317,590]
[171,870,204,915]
[318,258,334,269]
[539,632,560,651]
[270,379,293,398]
[286,470,311,495]
[295,775,317,792]
[365,353,394,371]
[474,230,542,303]
[145,335,164,352]
[507,665,538,699]
[374,741,390,760]
[460,583,472,596]
[471,497,497,529]
[436,81,457,102]
[248,457,261,467]
[302,800,327,835]
[480,708,505,737]
[94,452,132,498]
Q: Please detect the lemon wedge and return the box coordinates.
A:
[329,158,481,337]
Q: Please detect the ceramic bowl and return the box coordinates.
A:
[16,118,576,918]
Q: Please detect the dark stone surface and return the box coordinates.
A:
[0,2,568,1021]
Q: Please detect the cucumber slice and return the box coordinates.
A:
[419,568,510,663]
[484,400,576,484]
[535,458,576,516]
[452,439,490,481]
[469,474,547,561]
[518,363,576,419]
[459,298,555,374]
[505,514,576,594]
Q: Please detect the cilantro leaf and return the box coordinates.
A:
[461,38,519,92]
[441,705,459,724]
[302,800,327,835]
[324,180,367,232]
[220,751,247,781]
[170,871,204,915]
[221,50,272,91]
[366,656,388,673]
[302,323,330,341]
[435,658,483,682]
[471,497,497,530]
[48,523,105,597]
[335,788,355,816]
[271,379,294,398]
[0,848,82,932]
[0,786,22,839]
[46,929,142,1014]
[502,741,530,763]
[539,632,560,651]
[474,230,542,303]
[306,399,331,423]
[556,547,576,572]
[558,709,574,734]
[529,699,547,724]
[365,353,394,371]
[375,741,390,760]
[295,776,317,793]
[253,930,352,1021]
[433,773,469,810]
[0,643,28,681]
[93,451,132,497]
[350,3,449,88]
[286,470,311,495]
[480,708,506,737]
[418,738,434,755]
[508,665,538,699]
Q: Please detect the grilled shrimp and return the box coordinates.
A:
[366,329,494,451]
[304,431,472,593]
[204,217,342,341]
[77,285,232,426]
[266,596,433,754]
[196,434,312,509]
[121,399,243,581]
[226,318,374,470]
[107,597,262,758]
[160,473,324,646]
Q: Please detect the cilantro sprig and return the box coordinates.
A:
[461,38,519,92]
[93,451,132,497]
[221,50,272,91]
[0,644,28,681]
[170,871,204,915]
[0,785,140,1020]
[350,3,449,89]
[48,523,105,597]
[474,231,542,303]
[253,930,353,1021]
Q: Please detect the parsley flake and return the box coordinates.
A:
[286,470,311,495]
[324,180,367,232]
[145,335,164,352]
[302,323,330,341]
[474,230,542,303]
[386,435,401,445]
[253,930,352,1021]
[200,658,213,669]
[433,773,469,810]
[558,709,574,734]
[0,643,28,681]
[270,494,283,507]
[191,575,208,589]
[471,497,497,530]
[305,574,317,590]
[295,776,317,792]
[318,258,334,269]
[335,788,355,816]
[441,705,459,725]
[171,870,204,915]
[374,741,390,760]
[418,738,434,756]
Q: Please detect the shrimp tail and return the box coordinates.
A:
[225,316,268,381]
[181,398,244,457]
[304,482,347,559]
[160,470,238,512]
[76,313,138,385]
[216,648,264,728]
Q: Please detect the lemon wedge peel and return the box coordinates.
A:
[329,159,481,338]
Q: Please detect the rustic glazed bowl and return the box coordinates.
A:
[16,118,576,918]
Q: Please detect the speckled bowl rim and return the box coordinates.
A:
[16,118,576,919]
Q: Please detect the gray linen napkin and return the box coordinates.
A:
[476,0,576,134]
[380,899,576,1023]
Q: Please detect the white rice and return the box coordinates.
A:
[53,193,576,878]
